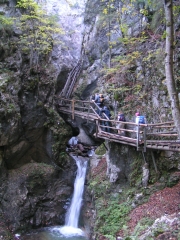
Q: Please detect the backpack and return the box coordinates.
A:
[138,116,145,124]
[118,114,126,122]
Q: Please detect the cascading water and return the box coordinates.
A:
[65,157,88,228]
[58,155,88,238]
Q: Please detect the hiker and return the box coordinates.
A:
[135,112,146,140]
[67,136,78,147]
[116,112,126,135]
[99,94,105,106]
[67,136,84,152]
[92,93,100,106]
[92,93,104,115]
[101,106,111,132]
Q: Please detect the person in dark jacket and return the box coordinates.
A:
[101,106,111,132]
[116,112,126,135]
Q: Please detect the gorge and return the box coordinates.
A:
[0,0,180,239]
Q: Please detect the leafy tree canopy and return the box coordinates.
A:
[16,0,64,67]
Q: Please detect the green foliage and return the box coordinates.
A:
[173,5,180,17]
[0,15,14,26]
[0,15,14,37]
[95,143,106,155]
[131,0,164,31]
[96,200,131,237]
[89,179,110,198]
[129,155,143,187]
[7,103,15,113]
[123,217,154,239]
[44,107,57,128]
[104,235,116,240]
[89,174,132,237]
[16,0,64,67]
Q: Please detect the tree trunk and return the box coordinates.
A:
[108,2,111,68]
[163,0,180,139]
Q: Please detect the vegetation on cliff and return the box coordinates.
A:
[83,2,180,238]
[87,0,180,131]
[88,151,180,240]
[16,0,63,69]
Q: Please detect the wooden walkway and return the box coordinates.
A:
[56,98,180,152]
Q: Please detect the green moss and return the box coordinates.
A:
[73,81,87,97]
[95,144,106,155]
[129,155,143,187]
[43,107,72,167]
[88,176,133,238]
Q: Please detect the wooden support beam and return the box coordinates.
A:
[151,151,158,173]
[143,126,147,152]
[142,151,146,163]
[72,99,75,120]
[136,125,139,151]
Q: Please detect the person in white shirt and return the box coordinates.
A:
[135,112,146,140]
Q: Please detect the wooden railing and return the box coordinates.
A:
[56,98,179,152]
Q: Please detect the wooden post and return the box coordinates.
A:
[72,99,75,120]
[142,151,146,163]
[136,124,139,150]
[143,125,147,152]
[95,119,99,137]
[87,98,90,123]
[98,119,102,133]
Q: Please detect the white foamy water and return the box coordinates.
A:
[58,156,88,237]
[55,226,84,236]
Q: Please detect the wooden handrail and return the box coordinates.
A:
[57,97,180,152]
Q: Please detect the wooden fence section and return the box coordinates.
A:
[57,98,180,152]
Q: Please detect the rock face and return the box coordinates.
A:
[1,161,77,231]
[0,0,83,234]
[42,0,86,71]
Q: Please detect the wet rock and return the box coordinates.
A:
[0,161,77,232]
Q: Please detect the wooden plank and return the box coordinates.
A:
[147,133,178,137]
[146,140,178,143]
[99,132,137,143]
[147,131,177,135]
[152,125,175,128]
[97,134,137,147]
[59,109,97,120]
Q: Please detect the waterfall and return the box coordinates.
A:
[58,155,88,238]
[65,156,88,228]
[21,156,89,239]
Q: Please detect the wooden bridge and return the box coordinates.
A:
[56,98,180,152]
